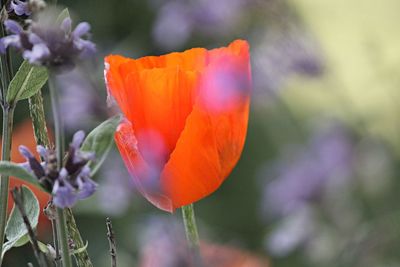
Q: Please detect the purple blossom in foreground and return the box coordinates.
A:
[19,130,97,208]
[0,16,96,69]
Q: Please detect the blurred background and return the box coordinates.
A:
[4,0,400,266]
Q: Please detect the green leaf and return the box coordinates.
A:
[56,8,70,25]
[6,60,48,105]
[1,186,40,258]
[81,115,122,176]
[0,161,46,192]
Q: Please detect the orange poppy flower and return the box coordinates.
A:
[104,39,251,212]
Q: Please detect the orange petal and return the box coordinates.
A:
[114,119,173,212]
[160,40,251,209]
[105,56,201,165]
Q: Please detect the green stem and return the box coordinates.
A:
[181,204,202,266]
[56,208,71,267]
[28,91,50,148]
[0,25,12,102]
[0,106,14,266]
[48,75,64,166]
[49,74,71,267]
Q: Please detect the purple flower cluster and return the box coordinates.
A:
[0,16,95,69]
[19,131,97,208]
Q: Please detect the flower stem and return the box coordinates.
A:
[29,84,93,266]
[181,204,203,266]
[49,74,72,267]
[56,208,71,267]
[48,75,64,167]
[0,105,14,266]
[0,16,14,263]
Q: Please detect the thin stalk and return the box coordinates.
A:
[48,75,64,167]
[0,24,12,102]
[29,86,92,266]
[106,218,117,267]
[181,204,202,266]
[0,105,14,266]
[51,219,61,267]
[49,74,71,267]
[56,208,71,267]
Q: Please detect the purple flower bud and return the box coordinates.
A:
[75,39,96,58]
[61,18,72,34]
[19,145,46,179]
[52,169,78,208]
[71,130,85,149]
[4,20,23,34]
[23,43,51,64]
[10,0,31,16]
[36,145,48,159]
[0,35,22,52]
[28,33,44,45]
[19,145,34,159]
[73,22,90,37]
[77,176,97,199]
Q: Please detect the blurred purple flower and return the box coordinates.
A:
[56,69,105,130]
[262,122,353,217]
[252,31,323,97]
[97,151,134,215]
[138,216,191,267]
[0,15,96,70]
[266,207,315,257]
[151,0,253,49]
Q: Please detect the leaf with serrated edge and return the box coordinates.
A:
[81,115,121,175]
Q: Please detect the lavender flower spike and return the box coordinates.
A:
[0,16,96,69]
